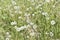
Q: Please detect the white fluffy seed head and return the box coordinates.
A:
[6,38,9,40]
[51,20,56,25]
[49,32,54,37]
[6,32,9,35]
[42,12,48,16]
[11,21,17,25]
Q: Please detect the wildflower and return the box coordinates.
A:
[11,0,16,5]
[16,27,21,31]
[6,32,9,35]
[27,36,29,38]
[11,21,17,25]
[51,20,56,25]
[42,12,48,16]
[52,5,55,8]
[16,25,27,32]
[6,37,9,40]
[29,22,34,25]
[25,13,30,17]
[14,6,20,10]
[45,32,49,35]
[18,16,22,19]
[32,14,35,16]
[49,32,54,37]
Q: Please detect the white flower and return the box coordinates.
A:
[6,38,9,40]
[52,5,55,8]
[11,0,16,5]
[51,20,56,25]
[25,13,30,17]
[16,27,21,31]
[6,32,9,35]
[27,36,29,38]
[18,16,22,19]
[16,25,27,32]
[14,6,20,10]
[29,22,34,25]
[45,32,49,35]
[11,21,17,25]
[32,14,35,16]
[49,32,54,37]
[42,12,48,16]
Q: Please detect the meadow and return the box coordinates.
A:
[0,0,60,40]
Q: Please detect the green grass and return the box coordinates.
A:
[0,0,60,40]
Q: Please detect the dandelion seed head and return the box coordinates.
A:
[49,32,54,37]
[6,32,9,35]
[11,21,17,25]
[6,38,9,40]
[51,20,56,25]
[42,12,48,16]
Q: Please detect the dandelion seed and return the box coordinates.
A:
[51,20,56,25]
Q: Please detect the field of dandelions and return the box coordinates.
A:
[0,0,60,40]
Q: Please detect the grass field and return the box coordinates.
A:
[0,0,60,40]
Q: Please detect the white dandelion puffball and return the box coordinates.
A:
[51,20,56,25]
[49,32,54,37]
[11,21,17,25]
[6,32,9,35]
[16,26,27,32]
[6,38,9,40]
[42,12,48,16]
